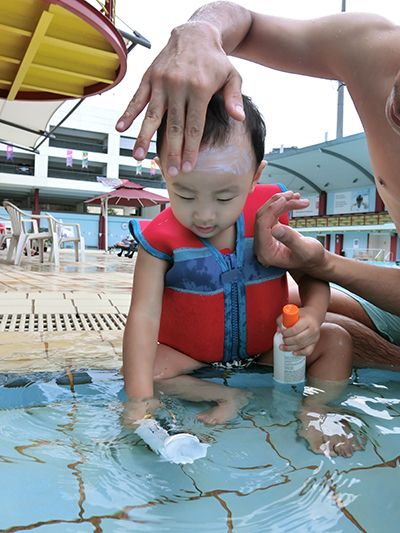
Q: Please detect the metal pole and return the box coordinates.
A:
[104,197,108,251]
[336,0,346,139]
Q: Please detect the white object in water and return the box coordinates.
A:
[135,418,209,464]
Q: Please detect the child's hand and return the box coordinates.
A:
[122,397,161,429]
[277,306,321,357]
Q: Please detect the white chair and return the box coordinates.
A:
[46,213,85,262]
[3,201,59,266]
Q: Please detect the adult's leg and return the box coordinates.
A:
[288,275,376,329]
[325,312,400,369]
[288,276,400,367]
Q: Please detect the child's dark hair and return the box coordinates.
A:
[156,93,266,166]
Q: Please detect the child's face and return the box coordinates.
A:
[160,138,264,240]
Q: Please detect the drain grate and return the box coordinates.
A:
[0,313,127,332]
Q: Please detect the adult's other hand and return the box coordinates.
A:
[255,191,325,272]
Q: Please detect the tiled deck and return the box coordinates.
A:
[0,250,136,373]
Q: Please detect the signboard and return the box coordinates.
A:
[332,188,371,215]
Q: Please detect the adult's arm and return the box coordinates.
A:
[115,1,395,173]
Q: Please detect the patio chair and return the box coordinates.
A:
[46,213,85,262]
[109,236,138,258]
[3,201,59,266]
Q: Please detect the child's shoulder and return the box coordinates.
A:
[245,183,287,214]
[130,208,204,257]
[248,183,288,208]
[243,184,289,231]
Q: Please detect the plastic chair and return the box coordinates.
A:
[46,213,85,262]
[3,201,59,266]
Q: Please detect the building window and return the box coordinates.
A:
[49,126,108,154]
[48,156,106,182]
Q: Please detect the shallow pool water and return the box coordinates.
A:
[1,366,400,532]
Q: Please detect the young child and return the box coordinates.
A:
[123,94,356,456]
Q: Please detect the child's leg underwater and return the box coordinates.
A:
[154,344,250,425]
[298,323,364,457]
[155,374,250,425]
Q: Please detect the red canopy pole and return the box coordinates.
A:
[99,198,106,250]
[32,188,40,215]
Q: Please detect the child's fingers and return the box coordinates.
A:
[281,322,308,338]
[282,327,316,346]
[292,344,315,357]
[282,330,318,355]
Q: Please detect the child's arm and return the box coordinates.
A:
[123,246,169,400]
[282,270,330,356]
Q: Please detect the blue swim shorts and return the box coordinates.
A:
[331,283,400,346]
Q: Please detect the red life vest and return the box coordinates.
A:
[131,184,289,363]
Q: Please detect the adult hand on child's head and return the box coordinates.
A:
[115,21,244,175]
[255,191,325,272]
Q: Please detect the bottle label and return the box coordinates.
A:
[273,332,305,384]
[281,353,305,382]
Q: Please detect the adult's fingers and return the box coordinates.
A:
[115,78,152,135]
[257,192,309,223]
[180,93,209,174]
[222,71,245,121]
[164,80,210,176]
[131,90,167,161]
[164,84,189,176]
[271,223,306,249]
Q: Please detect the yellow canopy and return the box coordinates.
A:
[0,0,127,101]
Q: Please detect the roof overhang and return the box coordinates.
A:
[264,133,374,193]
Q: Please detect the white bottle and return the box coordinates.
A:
[135,418,209,464]
[273,304,306,384]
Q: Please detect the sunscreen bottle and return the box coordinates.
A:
[273,304,305,384]
[135,417,209,464]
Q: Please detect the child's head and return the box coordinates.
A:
[156,94,267,240]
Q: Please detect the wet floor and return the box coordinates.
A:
[0,250,134,374]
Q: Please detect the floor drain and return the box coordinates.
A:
[0,313,127,332]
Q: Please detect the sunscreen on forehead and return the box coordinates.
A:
[273,304,305,384]
[195,144,253,175]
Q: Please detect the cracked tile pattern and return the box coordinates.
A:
[0,368,400,532]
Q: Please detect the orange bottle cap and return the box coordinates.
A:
[282,304,299,328]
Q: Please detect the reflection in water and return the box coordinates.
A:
[0,368,400,532]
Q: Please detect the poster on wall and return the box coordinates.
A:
[332,188,371,214]
[292,193,319,217]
